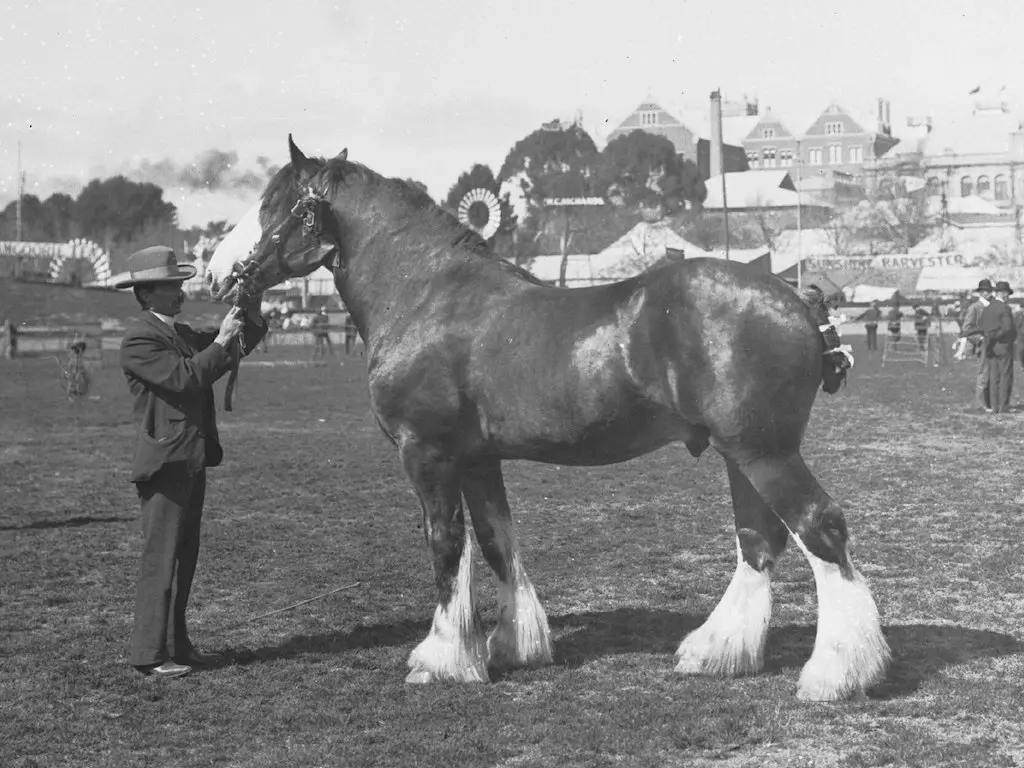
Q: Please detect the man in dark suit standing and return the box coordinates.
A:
[968,280,1017,414]
[117,246,267,679]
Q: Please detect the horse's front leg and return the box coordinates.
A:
[462,459,553,673]
[401,440,488,684]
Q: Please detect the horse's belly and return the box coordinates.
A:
[487,401,693,466]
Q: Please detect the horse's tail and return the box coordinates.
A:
[797,284,852,395]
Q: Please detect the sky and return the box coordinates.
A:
[1,0,1022,229]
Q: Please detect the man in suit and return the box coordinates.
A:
[117,246,268,679]
[959,280,995,412]
[963,279,1016,414]
[989,281,1017,412]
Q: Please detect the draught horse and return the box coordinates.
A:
[207,136,889,700]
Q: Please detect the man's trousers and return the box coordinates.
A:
[129,467,206,667]
[988,353,1014,414]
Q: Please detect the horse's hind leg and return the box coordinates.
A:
[401,440,488,684]
[736,451,890,701]
[462,459,553,673]
[676,457,788,676]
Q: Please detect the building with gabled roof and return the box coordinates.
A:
[605,101,697,159]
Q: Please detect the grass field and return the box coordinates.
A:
[2,338,1023,768]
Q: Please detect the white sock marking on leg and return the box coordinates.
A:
[792,535,890,701]
[488,518,553,670]
[406,529,488,683]
[676,537,772,676]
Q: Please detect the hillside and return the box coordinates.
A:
[0,279,229,327]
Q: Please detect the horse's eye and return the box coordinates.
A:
[272,234,281,244]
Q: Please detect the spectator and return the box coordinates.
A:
[987,281,1017,412]
[856,301,882,355]
[913,305,931,350]
[344,312,359,356]
[959,279,994,412]
[311,306,332,360]
[886,304,904,343]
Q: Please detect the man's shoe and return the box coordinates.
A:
[135,661,192,679]
[175,648,223,666]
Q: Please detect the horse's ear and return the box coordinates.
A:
[288,134,307,167]
[287,134,320,182]
[335,148,348,162]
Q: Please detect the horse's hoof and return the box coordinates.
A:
[405,667,434,684]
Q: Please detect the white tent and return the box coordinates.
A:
[915,265,988,293]
[841,284,898,303]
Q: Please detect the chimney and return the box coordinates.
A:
[878,98,892,136]
[710,90,724,178]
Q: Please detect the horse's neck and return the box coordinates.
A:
[334,204,464,339]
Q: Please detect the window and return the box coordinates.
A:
[977,175,991,198]
[994,175,1009,201]
[828,145,842,164]
[779,148,793,167]
[639,110,658,126]
[763,147,776,168]
[808,147,823,165]
[960,176,974,197]
[926,177,942,196]
[747,150,760,169]
[848,146,863,164]
[762,127,776,139]
[825,121,844,135]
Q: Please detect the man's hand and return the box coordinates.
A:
[215,306,244,347]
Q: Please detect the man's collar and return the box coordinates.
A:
[149,310,175,327]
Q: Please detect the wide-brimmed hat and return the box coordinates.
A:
[975,279,994,293]
[994,280,1014,295]
[113,246,196,289]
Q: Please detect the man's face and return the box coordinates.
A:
[146,282,186,316]
[997,291,1010,302]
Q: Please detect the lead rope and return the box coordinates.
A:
[223,263,259,412]
[224,338,241,412]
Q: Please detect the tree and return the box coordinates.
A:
[594,131,706,215]
[0,193,78,242]
[498,120,600,285]
[73,176,178,248]
[861,175,936,253]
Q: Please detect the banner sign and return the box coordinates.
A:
[542,197,605,207]
[805,253,965,271]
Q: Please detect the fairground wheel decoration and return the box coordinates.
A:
[457,188,501,240]
[48,239,111,284]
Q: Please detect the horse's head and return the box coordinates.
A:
[207,135,344,304]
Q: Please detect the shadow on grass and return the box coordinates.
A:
[226,609,1022,699]
[0,514,133,531]
[764,622,1023,699]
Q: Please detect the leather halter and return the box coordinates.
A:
[230,186,336,300]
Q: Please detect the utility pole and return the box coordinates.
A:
[795,139,802,289]
[712,89,730,260]
[16,141,23,242]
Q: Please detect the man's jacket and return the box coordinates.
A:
[120,311,267,483]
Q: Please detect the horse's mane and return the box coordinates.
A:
[271,156,547,287]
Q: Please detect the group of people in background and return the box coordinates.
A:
[855,300,937,353]
[957,279,1019,415]
[851,281,1023,414]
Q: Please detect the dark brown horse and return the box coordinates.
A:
[207,136,889,700]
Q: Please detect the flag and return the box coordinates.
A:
[968,85,981,95]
